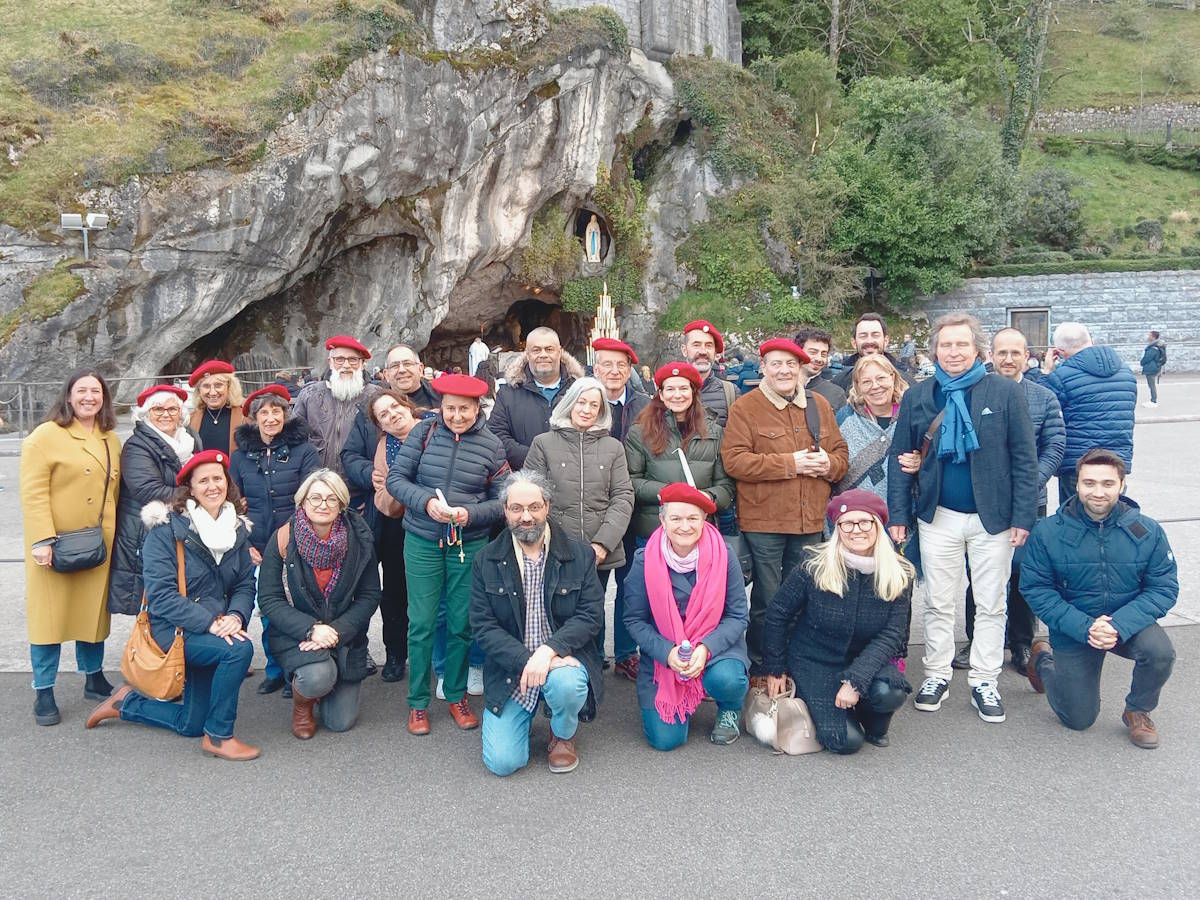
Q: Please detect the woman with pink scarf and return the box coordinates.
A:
[623,483,750,749]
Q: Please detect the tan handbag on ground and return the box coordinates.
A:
[742,677,823,755]
[121,541,187,701]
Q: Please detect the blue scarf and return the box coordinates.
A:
[933,360,986,464]
[385,432,403,468]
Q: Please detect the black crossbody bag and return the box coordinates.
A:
[51,440,112,574]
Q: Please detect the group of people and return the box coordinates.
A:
[20,311,1178,772]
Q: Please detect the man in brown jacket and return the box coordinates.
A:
[722,338,849,672]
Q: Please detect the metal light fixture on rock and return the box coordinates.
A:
[60,211,109,261]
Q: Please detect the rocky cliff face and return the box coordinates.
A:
[0,32,729,396]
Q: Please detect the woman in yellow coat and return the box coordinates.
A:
[20,368,122,726]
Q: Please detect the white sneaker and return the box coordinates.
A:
[1142,401,1158,408]
[467,666,484,696]
[435,676,445,700]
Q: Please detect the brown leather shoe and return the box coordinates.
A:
[407,708,430,735]
[547,735,579,773]
[1122,710,1160,749]
[1027,640,1051,694]
[292,689,318,740]
[447,697,479,730]
[85,684,132,729]
[201,734,260,761]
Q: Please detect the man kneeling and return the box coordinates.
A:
[1020,448,1177,748]
[470,471,603,775]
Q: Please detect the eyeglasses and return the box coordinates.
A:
[148,406,180,417]
[593,360,630,372]
[506,502,547,515]
[385,360,420,371]
[305,494,341,509]
[329,355,363,367]
[837,519,877,533]
[857,375,895,388]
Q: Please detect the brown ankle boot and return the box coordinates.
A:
[1122,710,1159,749]
[201,734,260,761]
[292,689,318,740]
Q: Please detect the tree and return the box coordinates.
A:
[999,1,1053,166]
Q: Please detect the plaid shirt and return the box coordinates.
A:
[512,536,551,713]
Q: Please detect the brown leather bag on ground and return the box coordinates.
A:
[120,541,187,701]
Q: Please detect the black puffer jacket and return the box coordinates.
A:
[257,509,382,681]
[107,422,203,615]
[386,412,511,544]
[489,356,585,469]
[229,418,320,553]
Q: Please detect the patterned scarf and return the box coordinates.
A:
[385,432,404,468]
[293,508,348,599]
[933,360,986,464]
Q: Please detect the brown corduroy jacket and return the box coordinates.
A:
[721,385,848,535]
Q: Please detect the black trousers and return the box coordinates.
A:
[964,504,1045,650]
[377,514,408,659]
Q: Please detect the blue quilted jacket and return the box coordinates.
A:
[1044,346,1136,473]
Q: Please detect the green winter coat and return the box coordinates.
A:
[624,415,736,538]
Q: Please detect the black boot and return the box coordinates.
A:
[84,671,114,700]
[257,675,286,695]
[381,653,406,683]
[34,688,61,726]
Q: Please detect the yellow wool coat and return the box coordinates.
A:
[20,420,122,644]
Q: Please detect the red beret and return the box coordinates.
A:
[325,335,370,357]
[826,489,889,529]
[242,384,291,417]
[682,320,724,354]
[759,338,811,365]
[431,373,488,399]
[657,482,717,515]
[175,449,230,486]
[188,360,235,387]
[654,361,702,392]
[137,384,188,407]
[591,337,639,365]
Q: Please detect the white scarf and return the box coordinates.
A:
[186,500,239,563]
[147,420,196,464]
[840,546,877,575]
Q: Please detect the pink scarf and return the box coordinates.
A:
[645,522,728,724]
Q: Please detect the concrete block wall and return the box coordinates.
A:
[922,269,1200,371]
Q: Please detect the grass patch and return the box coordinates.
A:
[21,257,87,320]
[1043,4,1200,109]
[0,1,417,231]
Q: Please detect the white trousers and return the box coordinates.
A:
[918,507,1014,685]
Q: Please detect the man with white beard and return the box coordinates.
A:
[292,335,380,473]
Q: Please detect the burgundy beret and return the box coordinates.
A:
[658,482,717,515]
[188,360,235,387]
[759,338,811,365]
[826,489,889,529]
[654,361,702,392]
[591,337,639,365]
[242,384,291,417]
[431,373,488,399]
[175,449,230,486]
[136,384,188,407]
[682,320,724,354]
[325,335,370,357]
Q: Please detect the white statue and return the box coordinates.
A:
[585,213,602,262]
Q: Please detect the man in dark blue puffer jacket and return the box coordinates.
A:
[1021,448,1177,749]
[1041,322,1136,505]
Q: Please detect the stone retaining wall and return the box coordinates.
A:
[1033,102,1200,135]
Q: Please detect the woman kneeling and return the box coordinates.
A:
[763,489,914,754]
[258,470,381,738]
[86,450,259,761]
[623,483,749,750]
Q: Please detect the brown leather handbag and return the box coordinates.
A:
[121,541,187,701]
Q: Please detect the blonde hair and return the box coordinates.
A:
[189,373,246,410]
[803,515,915,601]
[294,468,350,510]
[847,356,908,409]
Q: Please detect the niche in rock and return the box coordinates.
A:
[424,296,590,372]
[574,208,612,263]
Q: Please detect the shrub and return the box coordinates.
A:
[1099,1,1150,42]
[1016,168,1084,251]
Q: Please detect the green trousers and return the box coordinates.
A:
[404,533,487,709]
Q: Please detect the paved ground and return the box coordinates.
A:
[2,374,1198,896]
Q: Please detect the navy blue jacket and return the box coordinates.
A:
[386,413,510,544]
[141,506,256,653]
[607,387,651,444]
[1020,496,1177,647]
[622,545,750,713]
[490,361,580,469]
[887,373,1039,534]
[1018,376,1066,511]
[339,409,380,527]
[469,521,605,717]
[229,419,320,553]
[1044,346,1137,473]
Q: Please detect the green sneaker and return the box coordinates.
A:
[710,709,740,745]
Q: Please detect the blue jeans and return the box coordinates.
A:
[255,566,282,681]
[120,633,254,740]
[599,531,638,662]
[30,641,105,690]
[481,665,590,776]
[292,658,362,733]
[432,595,485,676]
[1034,623,1175,730]
[640,658,749,751]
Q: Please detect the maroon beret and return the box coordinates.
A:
[826,489,889,529]
[657,482,717,515]
[242,384,291,417]
[682,320,724,354]
[759,338,811,365]
[176,449,230,486]
[592,337,639,365]
[325,335,370,357]
[188,360,235,387]
[431,373,488,399]
[654,361,702,392]
[136,384,188,407]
